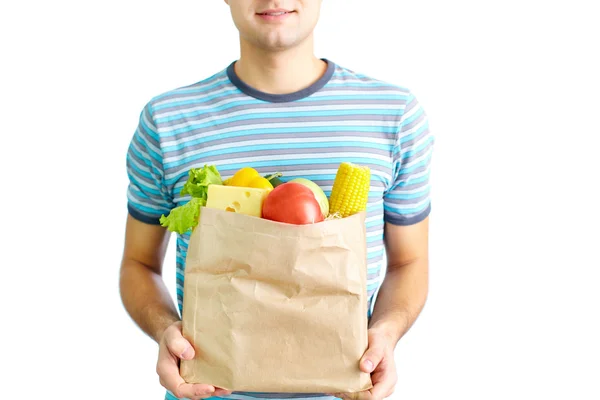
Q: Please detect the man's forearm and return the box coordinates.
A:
[120,260,180,343]
[368,258,429,346]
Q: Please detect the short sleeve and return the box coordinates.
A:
[383,92,434,225]
[125,102,174,224]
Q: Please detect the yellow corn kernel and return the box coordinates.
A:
[328,162,371,218]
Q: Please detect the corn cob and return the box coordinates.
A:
[328,162,371,218]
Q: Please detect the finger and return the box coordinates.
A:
[157,356,215,398]
[164,326,196,360]
[369,365,397,400]
[172,383,215,400]
[360,344,385,374]
[213,388,233,397]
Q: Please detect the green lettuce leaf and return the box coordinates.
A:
[180,165,223,200]
[159,165,223,234]
[159,197,204,235]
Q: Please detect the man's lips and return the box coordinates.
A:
[256,9,296,16]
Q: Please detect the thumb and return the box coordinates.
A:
[165,328,195,360]
[360,343,385,373]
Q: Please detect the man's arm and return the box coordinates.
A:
[119,214,179,343]
[368,217,429,345]
[120,215,230,399]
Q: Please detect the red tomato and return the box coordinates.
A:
[262,182,324,225]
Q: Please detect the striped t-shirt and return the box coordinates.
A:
[125,58,434,400]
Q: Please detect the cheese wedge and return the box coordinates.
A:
[205,185,270,217]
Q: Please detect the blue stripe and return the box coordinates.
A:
[153,75,227,101]
[153,89,243,111]
[166,157,394,185]
[128,184,163,199]
[383,201,430,215]
[299,94,407,102]
[368,265,382,273]
[156,91,408,112]
[366,219,384,228]
[129,202,165,215]
[400,135,434,159]
[126,166,153,186]
[384,188,429,200]
[156,98,269,124]
[162,122,397,144]
[327,82,400,88]
[131,135,162,165]
[366,235,382,244]
[392,173,429,188]
[399,122,429,145]
[367,248,384,256]
[402,105,424,125]
[398,155,433,175]
[164,141,392,169]
[139,117,160,142]
[158,107,401,125]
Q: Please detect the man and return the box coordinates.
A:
[120,1,433,399]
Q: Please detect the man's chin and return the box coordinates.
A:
[256,33,305,51]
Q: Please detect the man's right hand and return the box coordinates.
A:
[157,321,233,400]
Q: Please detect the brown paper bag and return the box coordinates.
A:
[180,206,373,393]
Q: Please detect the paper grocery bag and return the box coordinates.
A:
[180,207,373,393]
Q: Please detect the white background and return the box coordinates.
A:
[1,0,599,399]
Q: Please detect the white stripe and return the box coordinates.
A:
[395,165,430,182]
[400,146,432,170]
[154,87,406,119]
[159,102,403,131]
[312,89,409,97]
[367,276,383,286]
[388,195,430,210]
[327,77,407,88]
[126,191,163,212]
[155,96,401,122]
[400,99,422,123]
[153,76,230,107]
[367,231,381,239]
[366,214,383,224]
[127,149,153,175]
[165,152,393,180]
[367,245,384,254]
[132,129,162,161]
[161,119,397,151]
[163,136,395,161]
[384,184,430,195]
[400,116,428,141]
[155,93,247,118]
[137,109,158,135]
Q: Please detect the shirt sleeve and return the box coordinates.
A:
[125,102,174,225]
[383,91,434,226]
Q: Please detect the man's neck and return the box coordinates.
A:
[234,36,328,95]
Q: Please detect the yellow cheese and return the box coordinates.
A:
[205,185,270,217]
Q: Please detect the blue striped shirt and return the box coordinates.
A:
[125,59,433,400]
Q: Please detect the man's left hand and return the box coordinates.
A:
[329,328,398,400]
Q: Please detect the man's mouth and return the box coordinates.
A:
[257,9,295,16]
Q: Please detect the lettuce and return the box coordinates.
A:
[159,197,204,235]
[180,165,223,199]
[159,165,223,234]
